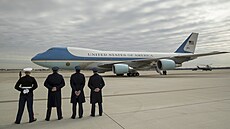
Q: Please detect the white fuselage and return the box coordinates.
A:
[31,47,189,71]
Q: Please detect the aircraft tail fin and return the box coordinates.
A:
[175,33,198,53]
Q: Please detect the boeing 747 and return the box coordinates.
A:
[31,33,228,76]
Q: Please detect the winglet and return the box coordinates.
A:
[175,33,198,53]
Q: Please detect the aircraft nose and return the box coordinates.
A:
[31,53,42,62]
[31,55,36,61]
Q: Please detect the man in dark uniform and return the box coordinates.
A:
[88,68,105,116]
[14,68,38,124]
[44,67,65,121]
[70,66,86,119]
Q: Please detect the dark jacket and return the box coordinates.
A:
[15,75,38,96]
[44,72,65,108]
[70,72,86,103]
[88,73,105,104]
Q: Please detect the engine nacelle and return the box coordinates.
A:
[157,59,176,70]
[112,64,129,74]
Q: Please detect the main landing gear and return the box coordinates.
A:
[163,70,167,75]
[127,72,140,77]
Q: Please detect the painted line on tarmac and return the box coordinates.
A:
[0,85,227,104]
[112,98,230,115]
[104,112,125,129]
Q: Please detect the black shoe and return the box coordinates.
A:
[71,116,75,119]
[90,114,95,117]
[29,118,37,123]
[79,116,82,119]
[99,114,102,116]
[45,118,50,121]
[58,117,63,120]
[14,121,20,124]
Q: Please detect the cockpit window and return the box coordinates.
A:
[48,48,54,51]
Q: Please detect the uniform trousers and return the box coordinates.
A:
[45,106,62,120]
[15,94,34,123]
[91,103,103,116]
[72,103,83,118]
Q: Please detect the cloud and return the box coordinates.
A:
[0,0,230,68]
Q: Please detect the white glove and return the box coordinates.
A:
[23,89,29,94]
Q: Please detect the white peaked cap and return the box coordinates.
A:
[23,68,33,72]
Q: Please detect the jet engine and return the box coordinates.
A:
[156,59,176,70]
[112,64,129,75]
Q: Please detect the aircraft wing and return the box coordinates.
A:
[173,51,229,58]
[98,51,229,69]
[98,57,164,69]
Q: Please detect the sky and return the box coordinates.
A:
[0,0,230,69]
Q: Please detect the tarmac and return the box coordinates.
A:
[0,69,230,129]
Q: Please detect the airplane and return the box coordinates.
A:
[31,33,229,76]
[192,64,212,71]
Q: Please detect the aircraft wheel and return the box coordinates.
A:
[127,72,139,77]
[116,74,124,76]
[163,71,167,75]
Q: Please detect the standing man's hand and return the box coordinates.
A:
[94,88,100,92]
[52,87,57,92]
[75,90,81,96]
